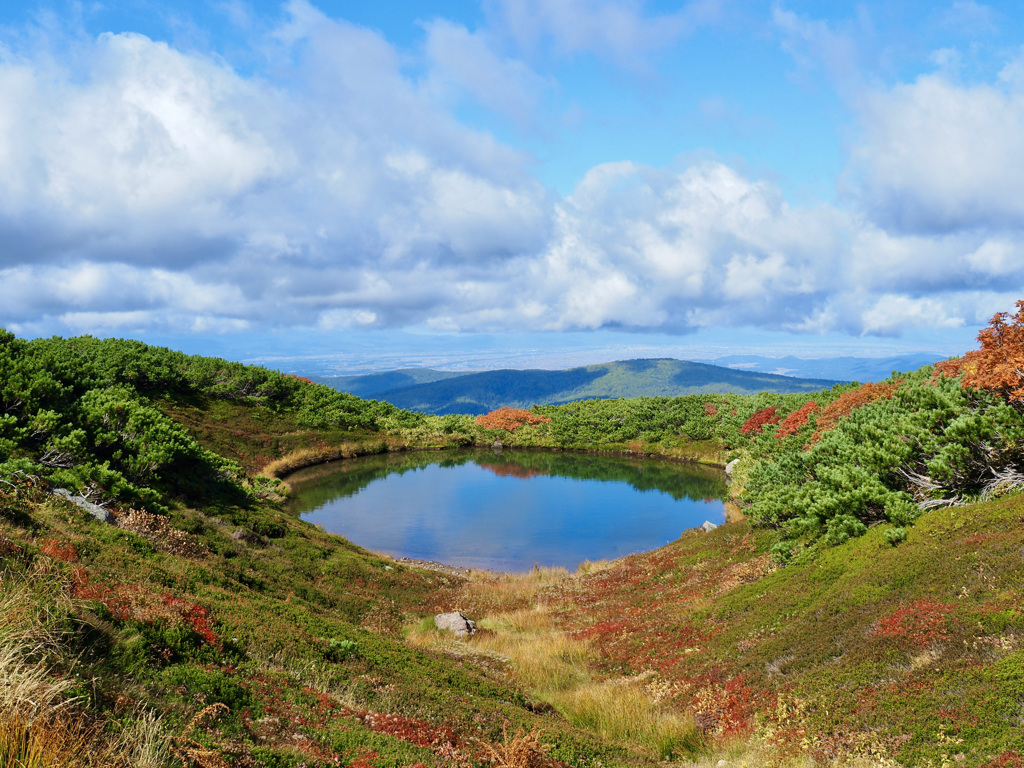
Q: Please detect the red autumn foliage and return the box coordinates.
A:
[870,600,954,648]
[283,373,315,385]
[740,407,781,436]
[809,382,898,444]
[774,401,818,439]
[983,752,1024,768]
[935,299,1024,402]
[704,402,719,416]
[475,407,552,432]
[40,538,78,562]
[72,569,219,648]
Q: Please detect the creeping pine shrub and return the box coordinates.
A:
[744,363,1024,553]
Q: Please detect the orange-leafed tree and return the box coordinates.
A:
[935,299,1024,403]
[475,407,552,432]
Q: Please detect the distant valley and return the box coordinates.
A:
[312,358,843,415]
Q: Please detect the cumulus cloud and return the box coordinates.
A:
[0,1,552,330]
[847,70,1024,233]
[0,1,1022,347]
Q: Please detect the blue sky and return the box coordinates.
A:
[1,0,1022,371]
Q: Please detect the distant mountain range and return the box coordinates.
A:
[312,358,844,415]
[694,353,942,382]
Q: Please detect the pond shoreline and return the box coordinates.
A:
[267,439,727,485]
[291,447,732,573]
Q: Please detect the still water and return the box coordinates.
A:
[288,449,727,572]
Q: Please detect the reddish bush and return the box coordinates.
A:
[935,299,1024,402]
[40,538,78,562]
[72,569,219,648]
[740,407,781,436]
[983,752,1024,768]
[774,401,818,439]
[809,382,898,443]
[475,407,552,432]
[283,373,315,385]
[870,600,954,648]
[704,402,719,416]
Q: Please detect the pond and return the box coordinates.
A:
[288,449,728,572]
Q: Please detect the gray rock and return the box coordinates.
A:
[725,458,740,477]
[52,488,113,524]
[434,611,477,637]
[700,520,718,533]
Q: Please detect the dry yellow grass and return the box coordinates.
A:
[456,565,569,615]
[478,725,561,768]
[261,445,360,479]
[555,678,702,760]
[410,566,704,761]
[0,566,174,768]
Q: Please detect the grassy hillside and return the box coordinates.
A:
[438,492,1024,767]
[1,312,1023,767]
[320,359,838,415]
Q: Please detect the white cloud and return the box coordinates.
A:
[772,4,868,91]
[848,72,1024,232]
[860,295,965,336]
[422,20,550,128]
[483,0,723,66]
[1,2,1022,349]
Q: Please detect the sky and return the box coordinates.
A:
[1,0,1022,372]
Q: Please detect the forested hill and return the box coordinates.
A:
[316,358,839,415]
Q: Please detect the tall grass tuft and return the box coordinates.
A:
[414,566,706,761]
[555,679,702,761]
[0,565,172,768]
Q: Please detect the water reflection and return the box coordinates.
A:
[289,450,727,572]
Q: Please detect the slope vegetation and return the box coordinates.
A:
[0,304,1023,767]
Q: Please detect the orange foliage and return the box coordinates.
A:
[935,299,1024,402]
[704,402,719,416]
[809,382,898,443]
[774,401,818,439]
[475,407,552,432]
